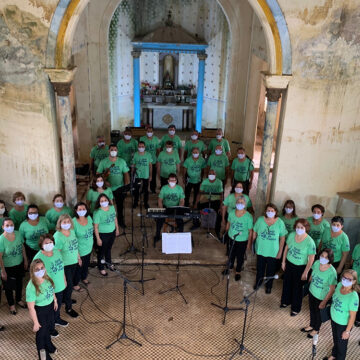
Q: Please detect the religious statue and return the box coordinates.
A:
[163,54,174,89]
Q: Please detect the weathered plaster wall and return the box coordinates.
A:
[272,0,360,216]
[0,1,61,208]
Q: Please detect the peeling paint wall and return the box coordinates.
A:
[0,1,61,207]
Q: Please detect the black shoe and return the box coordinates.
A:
[307,333,314,339]
[235,274,241,281]
[354,321,360,327]
[280,304,288,308]
[65,309,79,318]
[10,310,17,315]
[253,284,259,290]
[265,288,271,294]
[291,311,299,317]
[300,327,313,333]
[71,299,77,304]
[55,319,69,327]
[50,329,59,338]
[0,325,5,331]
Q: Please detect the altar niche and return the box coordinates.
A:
[131,11,208,132]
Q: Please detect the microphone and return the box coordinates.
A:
[262,274,279,280]
[312,333,318,356]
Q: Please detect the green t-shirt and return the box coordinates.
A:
[140,135,160,163]
[159,185,185,208]
[116,138,138,166]
[159,134,182,153]
[253,216,288,258]
[157,151,181,178]
[223,193,252,213]
[73,217,94,256]
[307,217,330,248]
[208,138,230,154]
[131,152,153,179]
[286,232,316,266]
[86,188,114,213]
[352,243,360,284]
[54,230,79,266]
[183,157,206,184]
[0,231,24,267]
[97,157,129,191]
[93,205,116,233]
[19,217,50,250]
[90,145,109,169]
[9,205,29,230]
[184,140,206,158]
[280,215,299,238]
[200,179,223,201]
[207,154,229,180]
[26,279,54,307]
[231,157,254,182]
[321,229,350,263]
[33,250,65,293]
[309,260,337,300]
[228,210,253,242]
[330,282,359,325]
[45,207,73,231]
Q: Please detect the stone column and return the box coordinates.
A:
[45,69,77,208]
[254,88,282,217]
[132,50,141,127]
[196,53,207,133]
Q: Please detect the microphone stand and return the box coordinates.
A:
[211,233,243,325]
[104,262,142,349]
[206,190,217,240]
[229,278,271,360]
[311,334,318,360]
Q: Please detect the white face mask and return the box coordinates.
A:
[237,154,245,159]
[0,208,5,215]
[146,132,153,138]
[34,269,46,278]
[285,207,293,214]
[4,226,14,233]
[236,203,245,210]
[319,256,329,265]
[61,223,71,230]
[266,211,275,218]
[28,213,39,221]
[124,135,131,140]
[332,225,341,233]
[341,277,353,288]
[54,202,64,209]
[100,201,109,208]
[138,147,145,153]
[77,210,87,217]
[110,151,118,157]
[296,228,305,235]
[235,187,243,194]
[192,153,199,158]
[191,135,198,140]
[216,134,222,140]
[215,149,222,155]
[313,213,322,220]
[168,130,175,136]
[166,148,172,153]
[98,142,105,147]
[168,181,176,188]
[96,181,104,188]
[208,174,216,181]
[43,243,54,252]
[15,200,24,206]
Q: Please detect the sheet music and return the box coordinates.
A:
[162,232,192,254]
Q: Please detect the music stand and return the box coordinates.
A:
[159,232,192,304]
[205,191,222,240]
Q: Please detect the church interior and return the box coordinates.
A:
[0,0,360,359]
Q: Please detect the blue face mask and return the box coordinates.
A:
[236,203,245,210]
[332,225,341,233]
[296,228,306,235]
[341,277,352,287]
[319,257,329,265]
[266,211,275,218]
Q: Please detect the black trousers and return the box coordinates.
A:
[113,187,126,226]
[63,263,77,311]
[255,255,277,290]
[331,320,349,360]
[97,231,116,270]
[160,176,168,188]
[4,263,24,306]
[196,200,222,235]
[73,253,91,286]
[185,182,200,207]
[150,164,157,192]
[53,291,63,326]
[25,243,38,264]
[281,260,306,313]
[229,240,248,272]
[155,218,184,242]
[309,292,323,331]
[133,178,149,207]
[35,302,56,360]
